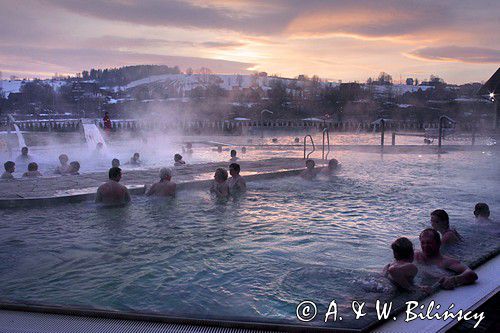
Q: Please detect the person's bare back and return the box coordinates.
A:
[147,180,176,197]
[96,180,131,205]
[96,167,131,205]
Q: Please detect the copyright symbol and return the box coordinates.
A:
[296,301,317,322]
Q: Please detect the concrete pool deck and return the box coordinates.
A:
[0,157,314,207]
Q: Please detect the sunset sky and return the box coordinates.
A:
[0,0,499,83]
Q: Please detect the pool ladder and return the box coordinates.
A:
[303,128,331,159]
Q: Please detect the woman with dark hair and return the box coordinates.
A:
[430,209,462,245]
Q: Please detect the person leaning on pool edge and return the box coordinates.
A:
[416,228,477,290]
[95,167,131,205]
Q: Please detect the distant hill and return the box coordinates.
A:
[81,65,181,86]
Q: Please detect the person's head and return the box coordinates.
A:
[105,112,109,116]
[108,167,122,181]
[186,142,192,149]
[133,153,140,160]
[159,167,172,181]
[217,145,223,153]
[474,203,490,218]
[28,162,38,172]
[391,237,414,262]
[96,142,104,150]
[174,154,183,162]
[230,149,237,157]
[229,163,240,177]
[305,159,315,170]
[21,146,28,156]
[4,161,15,173]
[241,147,247,154]
[111,158,120,168]
[214,168,228,183]
[328,159,339,171]
[59,154,69,165]
[431,209,449,231]
[419,228,441,257]
[69,161,80,173]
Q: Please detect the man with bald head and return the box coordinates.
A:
[416,228,477,289]
[146,167,176,197]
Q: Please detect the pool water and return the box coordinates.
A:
[0,151,499,329]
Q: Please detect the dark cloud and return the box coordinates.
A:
[40,0,485,39]
[42,0,289,35]
[408,46,500,64]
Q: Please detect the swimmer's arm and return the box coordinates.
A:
[95,188,103,203]
[124,189,131,203]
[447,259,478,286]
[145,184,155,196]
[239,178,247,191]
[387,264,417,291]
[440,258,478,289]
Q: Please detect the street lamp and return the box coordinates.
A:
[260,109,273,138]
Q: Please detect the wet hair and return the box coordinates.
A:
[133,153,139,158]
[419,228,441,247]
[305,159,315,167]
[230,149,237,157]
[108,167,121,180]
[159,167,172,179]
[28,162,38,171]
[111,158,120,167]
[59,154,68,163]
[229,163,240,173]
[4,161,15,172]
[431,209,449,228]
[328,159,339,169]
[70,161,80,171]
[391,237,414,261]
[21,146,28,154]
[215,168,228,181]
[474,203,490,218]
[174,154,183,162]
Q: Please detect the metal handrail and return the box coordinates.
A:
[303,135,315,159]
[322,128,330,160]
[438,115,456,152]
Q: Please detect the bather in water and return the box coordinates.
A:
[300,159,317,180]
[383,237,430,293]
[229,149,239,162]
[415,228,477,290]
[473,203,494,224]
[1,161,15,180]
[15,146,33,165]
[54,154,70,175]
[228,163,246,195]
[146,168,176,197]
[210,167,230,199]
[174,154,186,166]
[95,167,131,206]
[430,209,462,245]
[23,162,42,178]
[68,161,80,175]
[128,153,141,166]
